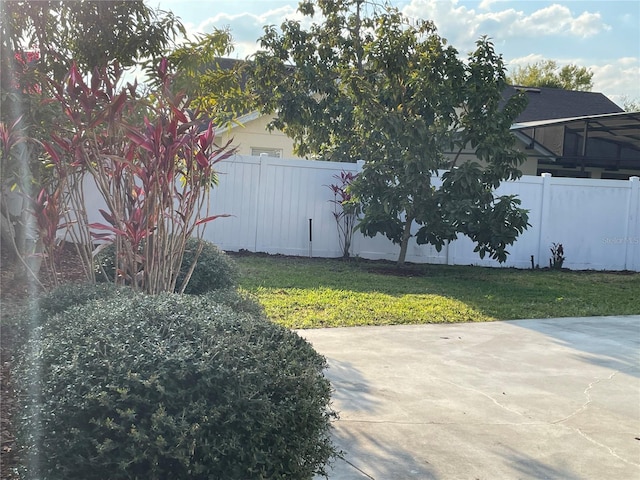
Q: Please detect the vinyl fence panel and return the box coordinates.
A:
[81,154,640,271]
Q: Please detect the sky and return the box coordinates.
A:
[149,0,640,107]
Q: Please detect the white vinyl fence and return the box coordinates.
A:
[83,154,640,271]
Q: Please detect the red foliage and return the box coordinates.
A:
[12,50,41,93]
[38,60,236,292]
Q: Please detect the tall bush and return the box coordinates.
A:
[15,294,337,479]
[0,2,185,283]
[42,60,235,293]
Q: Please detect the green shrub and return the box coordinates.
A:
[6,283,133,350]
[93,242,117,283]
[38,282,133,317]
[94,237,238,294]
[177,237,239,294]
[202,288,265,318]
[15,294,336,480]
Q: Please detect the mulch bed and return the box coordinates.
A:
[230,250,427,277]
[1,243,88,479]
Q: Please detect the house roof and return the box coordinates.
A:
[214,111,261,136]
[502,86,624,123]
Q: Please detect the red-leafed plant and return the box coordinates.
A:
[42,59,235,293]
[31,187,67,287]
[327,170,360,258]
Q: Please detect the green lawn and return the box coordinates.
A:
[233,254,640,329]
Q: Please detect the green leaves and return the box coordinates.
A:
[146,30,253,127]
[251,2,529,265]
[434,163,530,262]
[15,292,336,479]
[508,60,594,91]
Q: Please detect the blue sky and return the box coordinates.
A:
[150,0,640,106]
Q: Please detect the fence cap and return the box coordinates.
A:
[630,176,639,182]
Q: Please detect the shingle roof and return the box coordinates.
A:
[503,85,624,123]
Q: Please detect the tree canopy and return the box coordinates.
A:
[145,30,254,128]
[251,0,529,265]
[507,60,593,91]
[0,0,184,82]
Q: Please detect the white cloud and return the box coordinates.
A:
[590,58,640,102]
[505,53,545,70]
[402,0,610,44]
[182,5,304,58]
[478,0,502,10]
[570,10,609,37]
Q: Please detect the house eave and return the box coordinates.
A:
[214,111,262,136]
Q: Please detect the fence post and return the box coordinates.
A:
[625,176,639,270]
[253,154,269,252]
[536,173,553,268]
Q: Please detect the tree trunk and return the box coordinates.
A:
[0,205,44,288]
[12,143,43,281]
[397,214,414,267]
[0,38,43,280]
[0,186,44,287]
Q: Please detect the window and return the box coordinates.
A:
[251,147,282,158]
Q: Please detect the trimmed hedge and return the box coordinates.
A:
[15,294,336,479]
[37,282,134,317]
[94,237,238,294]
[7,283,134,351]
[202,288,265,318]
[38,282,261,319]
[177,238,239,294]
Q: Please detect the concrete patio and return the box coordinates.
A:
[300,316,640,479]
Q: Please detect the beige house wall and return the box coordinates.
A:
[216,114,298,159]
